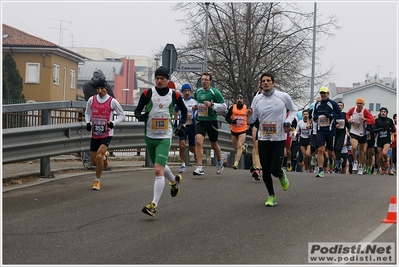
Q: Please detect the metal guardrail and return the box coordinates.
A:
[2,101,254,178]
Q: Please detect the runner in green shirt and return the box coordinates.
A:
[193,72,227,176]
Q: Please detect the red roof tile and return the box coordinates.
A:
[2,23,57,47]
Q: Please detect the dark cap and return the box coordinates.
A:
[181,83,192,91]
[155,66,169,80]
[96,78,108,89]
[380,107,388,114]
[93,70,105,79]
[236,94,244,99]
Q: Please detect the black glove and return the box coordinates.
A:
[173,120,178,128]
[138,113,148,122]
[174,125,186,137]
[108,121,114,129]
[232,119,238,124]
[86,123,92,132]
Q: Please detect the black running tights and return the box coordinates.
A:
[258,140,285,196]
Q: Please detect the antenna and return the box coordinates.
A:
[69,34,75,50]
[49,19,72,46]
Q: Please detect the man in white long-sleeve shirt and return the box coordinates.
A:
[85,78,126,190]
[247,72,298,207]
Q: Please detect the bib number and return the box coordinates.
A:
[93,119,107,135]
[261,121,277,137]
[151,115,169,133]
[318,115,330,127]
[197,104,208,117]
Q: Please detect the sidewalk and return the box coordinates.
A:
[2,154,185,192]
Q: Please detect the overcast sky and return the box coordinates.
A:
[2,1,397,88]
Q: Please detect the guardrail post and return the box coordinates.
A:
[40,109,52,177]
[145,149,154,168]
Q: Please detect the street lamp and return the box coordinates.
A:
[122,88,130,105]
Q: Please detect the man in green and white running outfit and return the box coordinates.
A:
[193,72,227,176]
[135,66,188,217]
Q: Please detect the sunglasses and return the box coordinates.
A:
[356,102,363,104]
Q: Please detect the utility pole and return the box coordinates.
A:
[310,2,317,105]
[49,19,72,46]
[204,2,210,72]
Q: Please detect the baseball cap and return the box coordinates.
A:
[319,87,329,93]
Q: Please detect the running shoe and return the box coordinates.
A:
[179,165,186,173]
[249,165,256,174]
[352,161,358,172]
[193,166,204,175]
[357,165,363,175]
[367,166,373,175]
[92,180,100,190]
[389,167,396,175]
[169,174,183,197]
[142,202,156,217]
[233,161,239,169]
[216,160,224,174]
[104,151,110,170]
[329,158,334,169]
[265,195,277,207]
[242,143,248,154]
[279,168,290,191]
[316,169,325,178]
[373,168,378,175]
[252,169,261,181]
[287,163,292,172]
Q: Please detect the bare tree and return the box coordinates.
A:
[172,2,340,109]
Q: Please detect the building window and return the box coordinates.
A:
[376,103,381,111]
[70,69,76,89]
[25,63,40,83]
[369,103,374,112]
[53,64,60,84]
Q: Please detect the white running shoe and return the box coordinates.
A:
[352,161,358,172]
[193,166,204,175]
[216,160,224,174]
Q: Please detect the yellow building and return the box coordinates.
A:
[2,24,86,102]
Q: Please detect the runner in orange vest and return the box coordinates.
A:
[225,94,248,169]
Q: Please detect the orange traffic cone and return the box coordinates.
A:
[382,196,397,224]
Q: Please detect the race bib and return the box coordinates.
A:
[187,114,193,125]
[302,129,310,136]
[197,104,208,117]
[261,121,277,137]
[318,115,330,127]
[151,115,169,133]
[93,118,107,136]
[379,130,388,138]
[235,115,245,126]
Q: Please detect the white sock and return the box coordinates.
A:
[164,165,175,182]
[153,176,165,206]
[181,163,186,167]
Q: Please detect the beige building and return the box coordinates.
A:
[2,24,86,102]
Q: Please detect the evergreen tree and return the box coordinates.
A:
[2,52,25,102]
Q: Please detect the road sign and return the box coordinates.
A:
[162,43,177,76]
[176,62,204,72]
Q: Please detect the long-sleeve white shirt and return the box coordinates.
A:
[248,90,298,141]
[85,94,126,137]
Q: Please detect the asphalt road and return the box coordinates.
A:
[2,166,397,265]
